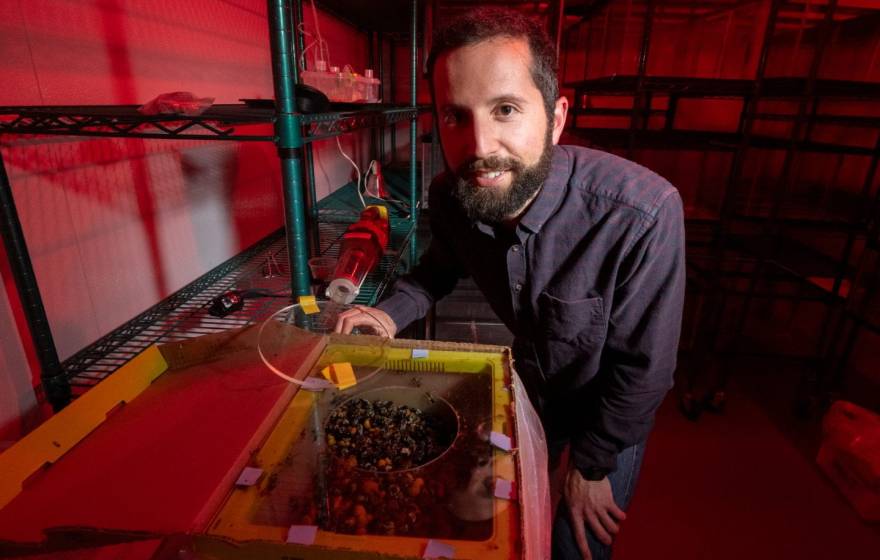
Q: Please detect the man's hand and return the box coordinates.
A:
[564,467,627,560]
[333,306,397,338]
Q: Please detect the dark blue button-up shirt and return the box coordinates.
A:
[379,145,686,472]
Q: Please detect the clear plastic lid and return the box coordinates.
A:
[257,301,390,389]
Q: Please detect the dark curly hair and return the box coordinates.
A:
[426,7,559,119]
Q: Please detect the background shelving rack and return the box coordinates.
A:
[560,0,880,410]
[0,0,425,410]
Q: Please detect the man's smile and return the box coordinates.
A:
[472,169,510,188]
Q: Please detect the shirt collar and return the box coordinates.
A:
[516,145,570,235]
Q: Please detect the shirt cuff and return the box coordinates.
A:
[376,292,422,334]
[569,432,620,473]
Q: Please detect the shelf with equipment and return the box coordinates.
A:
[49,216,414,396]
[0,0,425,410]
[58,231,291,394]
[0,103,423,143]
[314,164,421,304]
[561,0,880,409]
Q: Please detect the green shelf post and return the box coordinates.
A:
[294,0,321,258]
[269,0,311,298]
[409,0,419,268]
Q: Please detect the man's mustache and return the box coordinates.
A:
[455,156,524,176]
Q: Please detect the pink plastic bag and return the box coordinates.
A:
[512,370,551,559]
[138,92,214,116]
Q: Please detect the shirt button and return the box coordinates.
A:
[512,245,521,253]
[514,283,523,292]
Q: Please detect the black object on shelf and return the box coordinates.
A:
[240,83,330,114]
[208,291,246,318]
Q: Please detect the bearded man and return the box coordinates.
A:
[335,8,685,559]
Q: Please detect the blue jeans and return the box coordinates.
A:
[551,442,646,560]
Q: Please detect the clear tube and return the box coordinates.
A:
[326,246,375,304]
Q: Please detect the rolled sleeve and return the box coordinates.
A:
[377,177,466,332]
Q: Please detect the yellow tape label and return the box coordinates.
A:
[320,362,357,390]
[298,295,320,315]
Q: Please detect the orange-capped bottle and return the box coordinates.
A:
[326,205,390,304]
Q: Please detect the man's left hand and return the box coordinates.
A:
[564,467,627,560]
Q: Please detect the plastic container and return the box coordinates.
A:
[301,68,381,103]
[326,206,389,304]
[817,400,880,521]
[363,69,380,102]
[203,337,547,558]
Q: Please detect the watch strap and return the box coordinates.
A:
[577,465,612,481]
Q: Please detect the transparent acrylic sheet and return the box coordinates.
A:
[257,301,388,389]
[247,365,507,541]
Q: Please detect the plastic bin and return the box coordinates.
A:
[816,400,880,521]
[302,69,381,103]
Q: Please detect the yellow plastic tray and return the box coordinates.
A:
[201,338,522,560]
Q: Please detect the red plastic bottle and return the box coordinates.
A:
[326,205,390,304]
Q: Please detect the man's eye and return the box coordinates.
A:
[442,112,459,125]
[496,104,517,117]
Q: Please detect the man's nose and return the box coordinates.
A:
[466,117,498,159]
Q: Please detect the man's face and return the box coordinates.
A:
[433,37,568,222]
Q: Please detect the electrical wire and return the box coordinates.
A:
[338,149,411,211]
[336,136,367,208]
[297,24,323,71]
[301,0,399,212]
[309,0,330,67]
[297,0,330,71]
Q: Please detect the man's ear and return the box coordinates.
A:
[551,96,569,145]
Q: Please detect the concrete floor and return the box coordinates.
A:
[616,357,880,559]
[431,282,880,559]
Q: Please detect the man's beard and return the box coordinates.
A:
[452,133,554,224]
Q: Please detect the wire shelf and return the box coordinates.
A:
[0,104,426,143]
[63,232,290,391]
[64,218,414,393]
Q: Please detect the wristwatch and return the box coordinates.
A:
[577,465,612,481]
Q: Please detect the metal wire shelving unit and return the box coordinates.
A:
[59,216,413,395]
[560,0,880,409]
[0,0,425,409]
[61,232,290,392]
[0,104,422,143]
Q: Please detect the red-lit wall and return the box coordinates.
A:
[0,0,413,441]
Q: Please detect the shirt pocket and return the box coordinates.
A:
[536,291,606,376]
